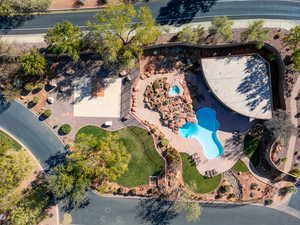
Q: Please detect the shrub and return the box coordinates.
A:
[249,192,256,198]
[227,193,235,199]
[152,81,160,90]
[35,83,45,91]
[223,185,231,193]
[250,183,258,190]
[31,96,39,105]
[280,157,287,163]
[287,185,297,193]
[264,199,273,205]
[128,189,136,196]
[289,168,300,177]
[24,83,34,92]
[43,109,52,118]
[19,51,47,76]
[59,124,72,135]
[160,138,169,147]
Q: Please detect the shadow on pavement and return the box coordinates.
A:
[156,0,218,26]
[0,96,11,114]
[0,15,35,33]
[136,198,178,225]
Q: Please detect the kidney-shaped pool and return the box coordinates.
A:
[179,107,224,159]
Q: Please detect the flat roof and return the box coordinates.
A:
[201,55,272,120]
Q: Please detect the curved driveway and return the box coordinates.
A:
[0,101,65,168]
[1,0,300,34]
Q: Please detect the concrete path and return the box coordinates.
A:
[284,77,300,172]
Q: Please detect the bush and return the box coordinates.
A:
[287,185,297,193]
[289,168,300,177]
[250,183,258,190]
[43,109,52,118]
[152,81,160,90]
[264,199,273,205]
[249,192,256,198]
[59,124,72,135]
[160,138,169,147]
[31,96,39,105]
[35,83,45,91]
[24,83,34,92]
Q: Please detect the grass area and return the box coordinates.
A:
[243,135,261,167]
[0,130,22,152]
[76,126,164,187]
[180,153,222,194]
[232,159,249,172]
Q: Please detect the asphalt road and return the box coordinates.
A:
[66,192,300,225]
[0,101,65,168]
[1,0,300,34]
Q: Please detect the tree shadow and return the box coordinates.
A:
[136,198,178,225]
[45,151,69,170]
[156,0,218,26]
[236,55,272,113]
[50,57,110,103]
[0,15,35,33]
[0,95,11,114]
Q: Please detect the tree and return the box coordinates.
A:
[0,150,33,204]
[47,133,130,209]
[173,188,202,223]
[6,183,51,225]
[72,133,130,180]
[291,49,300,71]
[211,16,233,41]
[0,0,52,17]
[283,26,300,50]
[87,3,160,70]
[176,25,205,45]
[19,51,47,76]
[241,20,269,49]
[264,109,295,147]
[45,21,83,61]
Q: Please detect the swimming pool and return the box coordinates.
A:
[169,85,181,96]
[179,107,224,159]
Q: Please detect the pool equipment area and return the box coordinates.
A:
[179,107,224,159]
[169,84,182,96]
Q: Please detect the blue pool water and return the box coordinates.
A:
[179,107,224,159]
[169,85,181,96]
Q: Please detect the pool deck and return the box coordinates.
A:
[134,72,254,175]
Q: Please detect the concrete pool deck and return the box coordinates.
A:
[134,72,254,175]
[201,55,272,120]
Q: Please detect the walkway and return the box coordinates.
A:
[284,77,300,172]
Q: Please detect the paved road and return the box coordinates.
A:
[1,0,300,34]
[65,192,300,225]
[0,101,65,168]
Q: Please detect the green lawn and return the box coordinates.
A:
[243,135,261,167]
[180,153,222,194]
[232,159,249,172]
[76,126,164,187]
[0,130,22,153]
